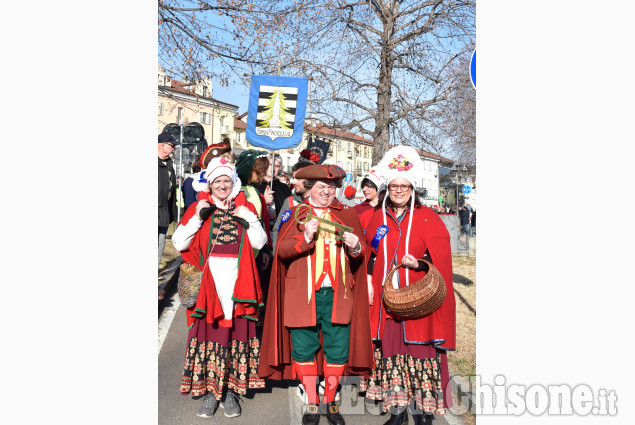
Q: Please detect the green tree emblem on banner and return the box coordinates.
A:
[259,88,292,130]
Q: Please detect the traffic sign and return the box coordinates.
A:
[346,173,353,182]
[462,185,472,194]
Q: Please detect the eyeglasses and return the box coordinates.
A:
[315,185,336,192]
[388,184,411,192]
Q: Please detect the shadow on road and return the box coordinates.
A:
[453,273,474,286]
[453,288,475,316]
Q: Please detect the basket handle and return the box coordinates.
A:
[382,258,430,288]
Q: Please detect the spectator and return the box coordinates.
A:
[158,131,179,300]
[459,206,470,234]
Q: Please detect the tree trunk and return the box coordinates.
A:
[372,29,394,165]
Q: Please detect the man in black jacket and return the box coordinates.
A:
[158,132,179,299]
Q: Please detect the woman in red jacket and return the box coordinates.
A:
[362,146,456,425]
[172,156,268,419]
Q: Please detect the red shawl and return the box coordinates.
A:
[178,191,262,328]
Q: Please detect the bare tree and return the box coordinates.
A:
[158,0,475,163]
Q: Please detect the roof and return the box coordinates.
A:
[234,116,246,130]
[414,148,454,164]
[158,78,239,109]
[304,123,374,145]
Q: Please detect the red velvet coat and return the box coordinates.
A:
[365,205,456,350]
[258,198,374,379]
[179,191,263,328]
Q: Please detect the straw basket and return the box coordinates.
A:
[177,263,203,308]
[382,259,446,319]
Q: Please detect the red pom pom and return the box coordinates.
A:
[300,149,320,163]
[344,185,356,199]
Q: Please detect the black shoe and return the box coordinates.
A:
[325,402,345,425]
[302,403,320,425]
[413,413,434,425]
[382,409,408,425]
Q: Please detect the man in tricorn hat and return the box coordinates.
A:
[259,163,374,425]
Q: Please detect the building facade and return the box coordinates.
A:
[158,67,238,175]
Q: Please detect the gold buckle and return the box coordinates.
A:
[329,405,339,414]
[306,404,319,414]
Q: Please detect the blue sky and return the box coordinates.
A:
[213,81,250,114]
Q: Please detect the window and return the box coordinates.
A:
[364,146,368,158]
[363,162,368,171]
[199,112,211,124]
[158,101,163,115]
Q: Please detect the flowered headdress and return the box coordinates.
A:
[376,145,425,289]
[376,145,424,189]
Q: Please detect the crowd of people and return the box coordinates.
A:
[158,135,457,425]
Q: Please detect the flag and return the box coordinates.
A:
[306,134,331,164]
[245,75,308,150]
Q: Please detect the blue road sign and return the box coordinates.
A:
[470,49,476,88]
[462,185,472,194]
[346,173,353,182]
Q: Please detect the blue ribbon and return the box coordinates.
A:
[370,225,388,250]
[278,209,292,231]
[197,171,207,184]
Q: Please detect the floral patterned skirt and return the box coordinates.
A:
[359,319,450,414]
[180,317,265,400]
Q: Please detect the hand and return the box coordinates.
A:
[401,253,418,269]
[341,231,360,250]
[264,191,274,205]
[367,274,374,306]
[195,200,211,220]
[232,205,249,219]
[304,218,319,241]
[260,252,270,269]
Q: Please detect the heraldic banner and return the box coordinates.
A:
[245,75,309,150]
[306,134,331,164]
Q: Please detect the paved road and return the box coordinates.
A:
[159,289,465,425]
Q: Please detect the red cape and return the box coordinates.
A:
[179,191,263,328]
[365,205,456,350]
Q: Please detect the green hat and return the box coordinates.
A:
[234,149,269,184]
